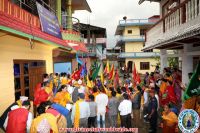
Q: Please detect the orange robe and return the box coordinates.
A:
[53,92,71,107]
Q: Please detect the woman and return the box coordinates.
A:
[53,85,71,107]
[162,104,178,133]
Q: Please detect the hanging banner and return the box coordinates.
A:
[36,2,62,39]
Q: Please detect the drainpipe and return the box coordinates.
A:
[66,0,72,30]
[56,0,61,25]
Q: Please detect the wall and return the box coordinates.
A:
[126,58,158,74]
[124,26,140,36]
[125,42,144,52]
[0,34,56,115]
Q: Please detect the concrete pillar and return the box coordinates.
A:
[182,44,193,85]
[66,0,72,30]
[56,0,61,25]
[160,49,168,73]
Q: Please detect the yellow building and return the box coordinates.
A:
[0,0,91,116]
[115,16,160,74]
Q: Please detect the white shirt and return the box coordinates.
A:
[118,99,132,116]
[143,91,149,105]
[155,94,159,111]
[95,93,108,115]
[3,106,33,133]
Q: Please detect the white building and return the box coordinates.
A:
[139,0,200,84]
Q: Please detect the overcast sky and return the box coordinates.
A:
[73,0,159,48]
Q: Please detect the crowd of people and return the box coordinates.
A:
[0,66,199,133]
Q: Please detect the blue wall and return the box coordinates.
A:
[54,62,72,74]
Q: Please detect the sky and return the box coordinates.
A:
[73,0,159,48]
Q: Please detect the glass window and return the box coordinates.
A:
[24,76,29,87]
[24,63,29,75]
[127,30,132,34]
[140,62,150,70]
[14,64,20,76]
[14,78,21,90]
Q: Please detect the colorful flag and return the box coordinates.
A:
[76,53,83,65]
[108,64,115,80]
[71,66,83,80]
[104,60,110,74]
[81,63,87,77]
[184,61,200,100]
[136,72,141,84]
[114,69,119,88]
[132,63,137,81]
[87,74,94,88]
[92,64,101,80]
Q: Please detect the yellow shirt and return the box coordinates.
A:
[162,111,178,127]
[53,92,71,107]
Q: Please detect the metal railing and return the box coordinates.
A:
[118,52,160,58]
[118,35,145,42]
[62,14,80,32]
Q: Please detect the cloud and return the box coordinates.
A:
[73,0,159,48]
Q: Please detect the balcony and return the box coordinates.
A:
[84,38,107,44]
[118,35,145,42]
[118,52,160,58]
[144,0,200,50]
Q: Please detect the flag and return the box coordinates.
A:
[87,74,94,88]
[100,72,104,85]
[71,66,83,80]
[184,61,200,100]
[81,63,87,77]
[132,63,137,81]
[104,60,110,74]
[76,53,83,65]
[92,64,101,80]
[114,69,119,88]
[136,72,141,84]
[108,64,114,80]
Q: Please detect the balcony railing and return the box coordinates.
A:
[118,52,160,58]
[119,18,159,26]
[62,14,80,32]
[145,0,200,49]
[84,38,107,44]
[118,35,145,42]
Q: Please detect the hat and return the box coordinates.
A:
[73,81,80,87]
[20,96,28,102]
[78,93,85,99]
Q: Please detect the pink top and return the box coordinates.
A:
[46,108,60,117]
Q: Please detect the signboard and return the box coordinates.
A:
[36,2,62,39]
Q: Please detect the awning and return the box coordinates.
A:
[72,0,92,12]
[67,41,88,53]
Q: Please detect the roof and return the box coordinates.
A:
[138,0,161,5]
[72,0,92,12]
[0,11,71,49]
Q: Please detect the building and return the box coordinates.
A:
[71,23,107,71]
[115,16,160,74]
[139,0,200,84]
[0,0,91,115]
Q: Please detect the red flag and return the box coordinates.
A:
[114,69,119,88]
[132,63,137,81]
[108,64,114,80]
[136,72,141,84]
[71,66,83,80]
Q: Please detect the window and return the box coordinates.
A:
[127,61,133,73]
[140,62,150,70]
[127,30,132,34]
[140,29,146,36]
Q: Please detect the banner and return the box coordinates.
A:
[36,2,62,39]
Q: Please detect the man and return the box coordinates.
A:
[71,93,90,128]
[131,86,142,128]
[95,87,108,128]
[108,91,119,127]
[88,95,97,128]
[148,89,158,133]
[0,96,28,131]
[72,81,80,103]
[4,100,33,133]
[118,93,132,128]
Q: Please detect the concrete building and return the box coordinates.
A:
[115,16,160,74]
[0,0,90,115]
[139,0,200,84]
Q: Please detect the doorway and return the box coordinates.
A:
[14,60,46,100]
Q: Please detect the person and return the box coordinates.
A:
[92,86,99,99]
[0,96,28,131]
[148,89,158,133]
[95,87,108,128]
[131,86,142,128]
[4,100,33,133]
[53,85,72,107]
[30,102,59,133]
[108,91,119,127]
[88,95,97,128]
[72,81,80,103]
[71,93,90,128]
[162,104,178,133]
[118,93,132,128]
